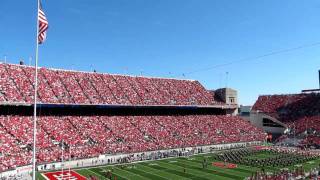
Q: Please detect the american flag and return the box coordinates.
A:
[38,2,48,44]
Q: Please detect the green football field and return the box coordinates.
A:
[37,151,320,180]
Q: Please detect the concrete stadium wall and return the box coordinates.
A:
[250,112,286,135]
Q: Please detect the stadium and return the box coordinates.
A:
[2,1,320,180]
[0,62,319,180]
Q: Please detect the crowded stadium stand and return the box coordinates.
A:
[0,115,265,172]
[0,63,265,174]
[0,63,225,106]
[250,93,320,147]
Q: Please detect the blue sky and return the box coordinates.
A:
[0,0,319,105]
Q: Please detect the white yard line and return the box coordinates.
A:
[135,166,170,180]
[97,167,128,180]
[41,173,50,180]
[85,169,106,179]
[113,167,150,180]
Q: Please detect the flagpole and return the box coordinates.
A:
[62,140,64,178]
[32,0,40,179]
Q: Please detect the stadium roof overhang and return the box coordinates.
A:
[0,102,236,116]
[0,102,236,109]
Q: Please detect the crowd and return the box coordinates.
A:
[0,115,265,172]
[252,93,320,146]
[247,166,320,180]
[0,63,223,105]
[0,63,263,173]
[252,93,320,123]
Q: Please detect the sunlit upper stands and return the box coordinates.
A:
[0,63,223,106]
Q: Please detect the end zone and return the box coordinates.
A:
[42,170,86,180]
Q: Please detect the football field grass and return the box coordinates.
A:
[37,151,320,180]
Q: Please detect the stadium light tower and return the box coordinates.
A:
[318,69,320,89]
